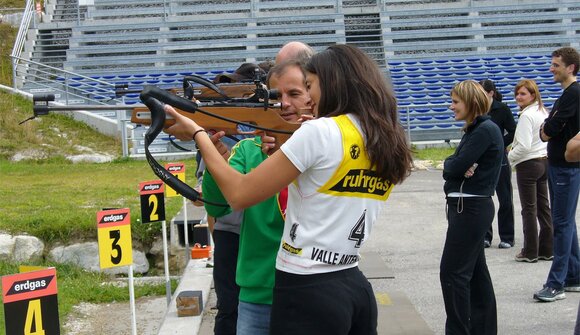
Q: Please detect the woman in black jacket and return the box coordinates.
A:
[479,79,516,249]
[440,80,504,335]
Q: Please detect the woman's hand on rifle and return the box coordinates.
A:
[164,105,230,160]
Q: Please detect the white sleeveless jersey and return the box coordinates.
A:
[278,114,394,274]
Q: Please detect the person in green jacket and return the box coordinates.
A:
[202,59,312,335]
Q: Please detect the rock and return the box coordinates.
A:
[0,233,15,260]
[49,242,150,274]
[66,154,114,163]
[12,235,45,263]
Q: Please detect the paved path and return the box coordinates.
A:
[195,168,580,334]
[365,169,580,334]
[69,169,580,334]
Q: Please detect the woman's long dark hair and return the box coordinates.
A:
[479,79,503,102]
[304,44,412,184]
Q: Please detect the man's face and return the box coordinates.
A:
[269,65,311,122]
[550,56,573,84]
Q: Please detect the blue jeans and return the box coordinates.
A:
[546,165,580,289]
[236,301,271,335]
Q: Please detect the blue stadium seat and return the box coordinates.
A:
[434,115,452,120]
[436,124,454,128]
[416,116,433,121]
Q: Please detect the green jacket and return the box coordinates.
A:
[203,136,285,304]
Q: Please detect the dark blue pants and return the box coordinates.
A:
[546,165,580,289]
[441,197,497,335]
[213,230,240,335]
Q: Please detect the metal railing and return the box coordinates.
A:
[11,55,133,157]
[10,0,36,89]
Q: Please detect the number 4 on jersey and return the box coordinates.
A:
[348,210,366,248]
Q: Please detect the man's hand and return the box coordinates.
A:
[192,184,204,207]
[208,130,230,160]
[261,115,315,155]
[261,132,276,155]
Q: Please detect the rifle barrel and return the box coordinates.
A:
[43,104,141,111]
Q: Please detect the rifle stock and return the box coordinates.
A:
[131,105,300,146]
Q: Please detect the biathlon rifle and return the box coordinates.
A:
[26,71,304,205]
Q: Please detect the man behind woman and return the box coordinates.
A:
[165,44,413,335]
[508,79,553,263]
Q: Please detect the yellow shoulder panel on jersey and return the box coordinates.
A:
[317,115,394,200]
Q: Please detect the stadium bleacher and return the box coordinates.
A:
[11,0,580,152]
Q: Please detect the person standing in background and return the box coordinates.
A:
[441,80,503,335]
[508,79,552,263]
[534,46,580,302]
[479,79,517,249]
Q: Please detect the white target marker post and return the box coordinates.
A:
[97,208,137,335]
[139,180,171,305]
[164,162,191,263]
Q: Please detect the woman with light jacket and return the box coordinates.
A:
[508,79,553,263]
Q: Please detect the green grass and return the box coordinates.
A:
[0,42,195,332]
[0,12,453,331]
[412,146,455,162]
[0,158,196,245]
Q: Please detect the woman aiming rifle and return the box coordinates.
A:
[164,44,413,335]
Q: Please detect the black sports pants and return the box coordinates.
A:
[441,197,497,335]
[213,230,240,335]
[270,267,377,335]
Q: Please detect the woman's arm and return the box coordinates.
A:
[508,114,533,164]
[164,105,301,210]
[565,133,580,162]
[443,128,491,178]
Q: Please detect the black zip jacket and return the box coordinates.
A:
[443,115,504,196]
[488,99,516,148]
[543,81,580,168]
